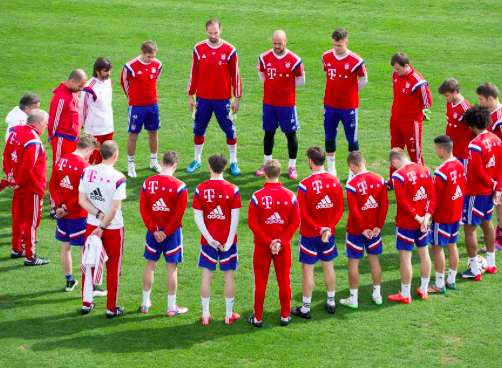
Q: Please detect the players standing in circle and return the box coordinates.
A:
[121,41,163,178]
[186,19,242,176]
[389,53,432,178]
[321,28,367,176]
[79,141,127,317]
[81,57,114,165]
[461,106,502,280]
[428,135,466,293]
[339,151,388,308]
[4,93,40,142]
[388,148,435,303]
[139,151,189,316]
[49,135,97,290]
[255,30,305,180]
[437,79,473,168]
[291,147,343,318]
[192,154,241,325]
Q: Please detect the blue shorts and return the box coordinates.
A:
[345,233,383,259]
[193,97,236,140]
[462,195,494,226]
[396,227,430,251]
[431,221,460,246]
[128,104,160,133]
[55,218,87,246]
[198,243,238,271]
[262,104,299,133]
[144,228,183,264]
[323,106,359,151]
[299,235,338,264]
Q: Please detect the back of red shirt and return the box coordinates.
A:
[391,68,432,123]
[489,105,502,140]
[121,57,162,106]
[433,158,466,224]
[466,131,502,195]
[297,172,344,237]
[445,99,474,160]
[346,171,388,234]
[49,153,89,218]
[192,179,241,245]
[48,83,81,139]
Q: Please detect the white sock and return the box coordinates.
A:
[420,277,430,293]
[227,144,237,163]
[288,159,296,168]
[486,252,496,267]
[372,285,381,298]
[194,144,203,163]
[401,283,411,298]
[201,297,210,318]
[327,156,336,174]
[142,289,151,307]
[150,153,158,161]
[327,290,336,306]
[301,296,312,313]
[264,155,272,164]
[128,155,135,164]
[435,272,445,288]
[349,288,358,304]
[167,294,176,311]
[447,268,457,285]
[469,257,480,275]
[225,297,234,319]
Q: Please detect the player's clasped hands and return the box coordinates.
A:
[320,228,331,243]
[153,230,167,243]
[270,239,282,255]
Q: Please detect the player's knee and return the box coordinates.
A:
[325,139,336,153]
[226,137,237,145]
[194,135,205,145]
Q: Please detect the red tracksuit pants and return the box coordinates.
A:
[11,191,42,259]
[253,243,292,321]
[82,225,124,311]
[389,118,424,177]
[89,133,114,164]
[51,136,78,166]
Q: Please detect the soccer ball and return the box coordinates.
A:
[467,255,488,274]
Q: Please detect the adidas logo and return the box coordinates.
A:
[413,186,427,201]
[152,198,170,212]
[451,185,463,200]
[316,195,333,209]
[265,212,284,225]
[207,205,225,220]
[486,155,496,168]
[362,195,379,210]
[59,175,73,190]
[90,188,105,202]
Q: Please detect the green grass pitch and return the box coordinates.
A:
[1,1,502,367]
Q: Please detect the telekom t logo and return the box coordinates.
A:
[357,181,368,195]
[58,158,68,171]
[406,171,417,184]
[483,139,492,152]
[449,171,458,184]
[312,180,323,194]
[88,169,97,182]
[204,189,215,202]
[328,69,337,79]
[148,181,158,194]
[267,68,277,79]
[262,196,273,209]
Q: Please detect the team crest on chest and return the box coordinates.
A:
[285,62,291,68]
[344,63,349,70]
[453,112,458,119]
[221,53,226,60]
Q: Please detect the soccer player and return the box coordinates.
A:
[49,135,97,290]
[389,53,432,176]
[192,154,241,325]
[476,83,502,249]
[186,19,242,176]
[121,41,163,177]
[388,148,435,303]
[139,151,188,316]
[339,151,388,308]
[4,93,40,142]
[429,135,466,293]
[461,106,502,280]
[79,140,126,317]
[3,109,50,265]
[248,160,300,327]
[322,28,367,175]
[81,57,114,164]
[291,147,343,318]
[438,78,473,167]
[48,69,87,165]
[255,30,305,180]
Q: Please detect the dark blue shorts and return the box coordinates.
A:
[144,228,183,264]
[262,104,299,133]
[431,221,460,246]
[323,106,359,151]
[395,227,430,251]
[345,233,383,259]
[55,217,87,246]
[128,104,160,133]
[462,195,494,226]
[198,243,238,271]
[299,235,338,264]
[193,97,236,139]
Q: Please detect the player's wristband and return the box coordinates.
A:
[99,224,107,230]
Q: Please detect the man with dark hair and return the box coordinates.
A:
[139,151,189,316]
[429,135,466,292]
[321,27,367,175]
[339,151,388,309]
[389,52,432,179]
[192,153,241,326]
[121,41,163,177]
[48,69,87,166]
[186,19,242,176]
[81,57,114,164]
[437,78,473,166]
[461,106,502,279]
[49,134,98,290]
[4,93,40,141]
[292,147,343,319]
[248,160,300,327]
